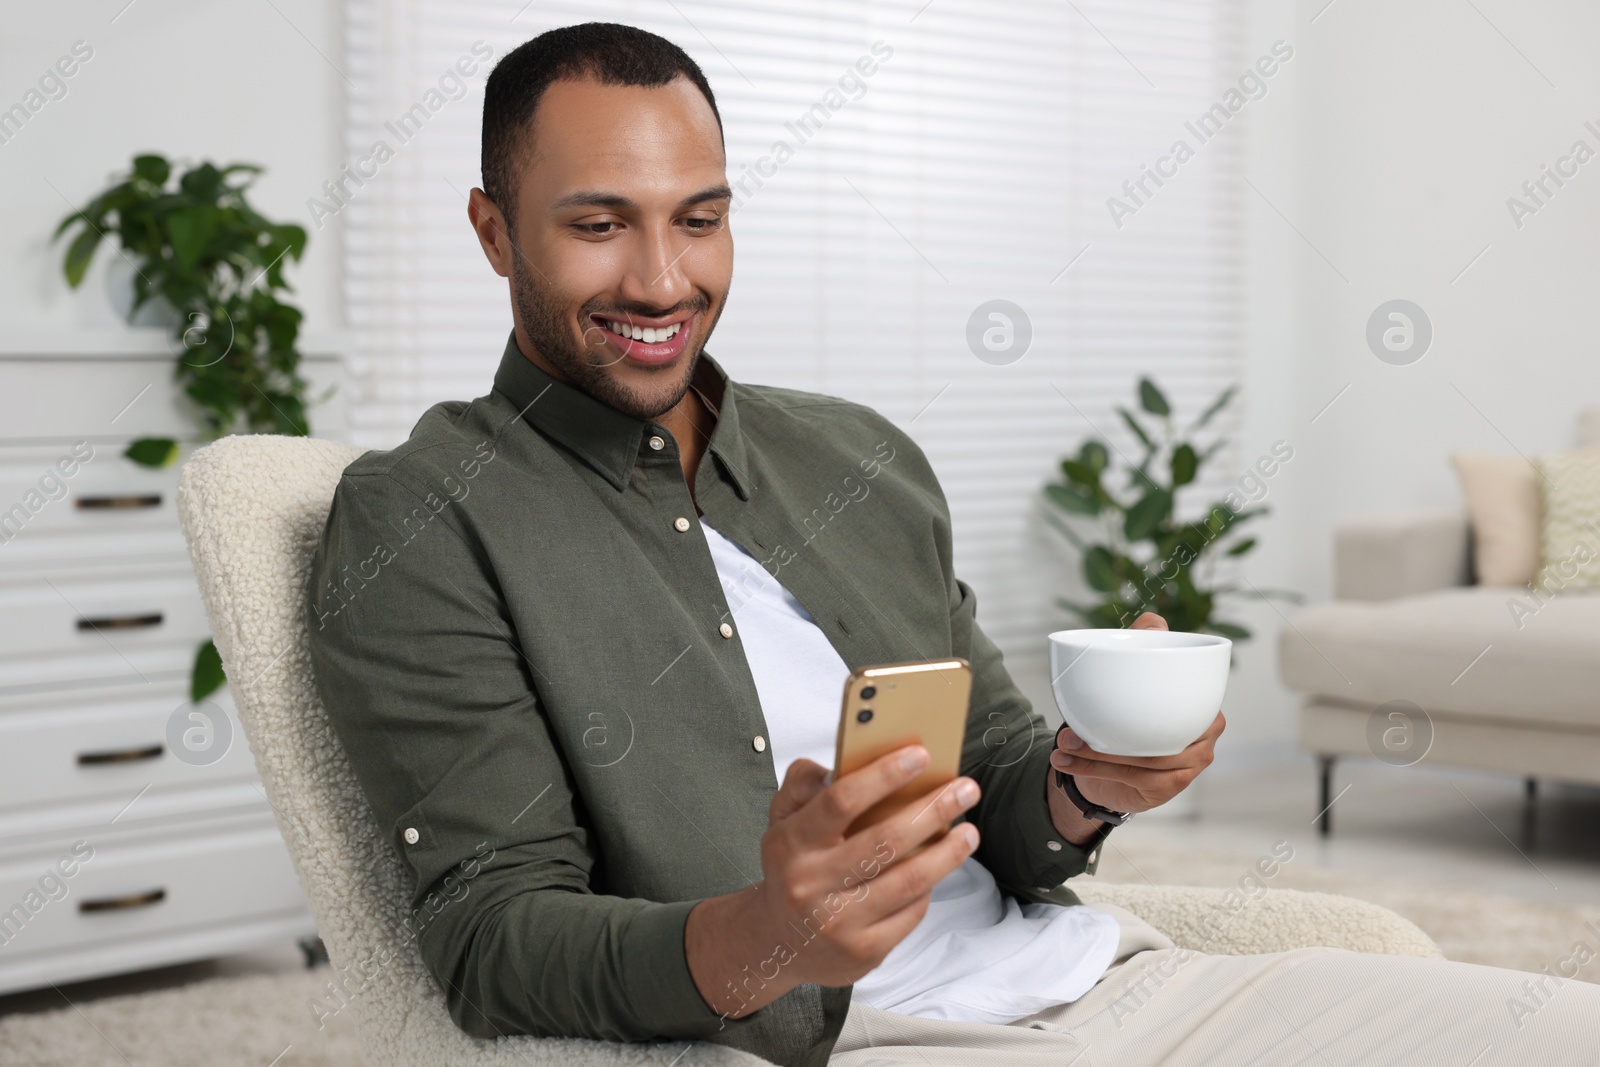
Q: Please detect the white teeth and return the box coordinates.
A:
[602,319,682,343]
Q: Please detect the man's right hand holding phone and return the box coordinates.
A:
[685,746,980,1021]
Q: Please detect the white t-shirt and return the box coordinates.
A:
[700,520,1120,1025]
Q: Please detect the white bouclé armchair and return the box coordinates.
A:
[176,434,1440,1067]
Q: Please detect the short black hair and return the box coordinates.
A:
[481,22,723,231]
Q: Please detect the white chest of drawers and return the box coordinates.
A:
[0,337,343,995]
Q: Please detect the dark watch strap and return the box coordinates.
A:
[1054,769,1132,826]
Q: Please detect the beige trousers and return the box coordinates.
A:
[830,904,1600,1066]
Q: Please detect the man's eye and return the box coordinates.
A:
[682,216,723,232]
[577,222,618,235]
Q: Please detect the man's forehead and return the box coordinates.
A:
[524,74,725,202]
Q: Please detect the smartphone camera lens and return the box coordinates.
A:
[860,686,877,700]
[857,708,874,724]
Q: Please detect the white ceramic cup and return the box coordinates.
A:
[1048,628,1231,757]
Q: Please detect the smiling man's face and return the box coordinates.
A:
[470,74,732,421]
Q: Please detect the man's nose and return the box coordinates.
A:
[618,224,693,309]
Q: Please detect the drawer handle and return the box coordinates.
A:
[76,613,164,632]
[75,494,163,510]
[77,744,164,766]
[79,888,166,914]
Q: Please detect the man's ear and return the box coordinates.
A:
[467,188,513,279]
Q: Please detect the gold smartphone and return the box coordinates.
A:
[833,658,973,846]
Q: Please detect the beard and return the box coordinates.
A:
[510,249,724,421]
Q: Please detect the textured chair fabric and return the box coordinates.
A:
[1075,883,1439,959]
[176,434,1440,1067]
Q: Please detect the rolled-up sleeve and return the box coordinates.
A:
[305,467,757,1041]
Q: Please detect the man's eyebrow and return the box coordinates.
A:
[681,184,733,207]
[549,185,733,212]
[550,190,635,211]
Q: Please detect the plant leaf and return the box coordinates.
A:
[1090,602,1134,628]
[62,226,104,288]
[179,161,224,200]
[1117,407,1154,450]
[1079,440,1109,473]
[168,206,218,272]
[271,223,308,262]
[1170,442,1199,487]
[1192,385,1237,432]
[1226,537,1257,557]
[1060,459,1103,490]
[54,185,115,241]
[1045,482,1101,516]
[132,154,171,185]
[219,162,264,182]
[1124,487,1172,541]
[124,437,180,468]
[191,638,226,703]
[1220,506,1268,528]
[1138,377,1171,417]
[1083,545,1118,592]
[1041,509,1089,551]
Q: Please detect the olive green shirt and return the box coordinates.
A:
[306,335,1109,1067]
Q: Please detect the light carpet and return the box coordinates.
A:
[0,966,363,1067]
[3,846,1596,1066]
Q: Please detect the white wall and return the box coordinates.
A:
[0,0,344,336]
[1224,0,1600,768]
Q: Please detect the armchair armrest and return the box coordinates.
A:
[1075,883,1441,959]
[1334,510,1470,602]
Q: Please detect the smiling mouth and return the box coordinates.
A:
[587,311,696,367]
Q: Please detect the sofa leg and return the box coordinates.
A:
[298,935,329,969]
[1317,756,1336,838]
[1522,776,1538,850]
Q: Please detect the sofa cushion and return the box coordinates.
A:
[1450,453,1540,587]
[1534,451,1600,591]
[1280,586,1600,729]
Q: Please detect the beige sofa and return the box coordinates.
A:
[1281,506,1600,835]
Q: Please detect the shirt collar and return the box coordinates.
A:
[490,332,753,500]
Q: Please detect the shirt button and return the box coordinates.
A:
[403,827,420,845]
[648,435,665,451]
[673,516,690,532]
[1046,840,1063,852]
[753,735,767,753]
[719,622,734,639]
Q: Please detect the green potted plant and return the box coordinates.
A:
[1042,377,1292,640]
[54,152,320,700]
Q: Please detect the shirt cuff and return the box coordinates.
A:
[623,897,770,1039]
[1012,744,1114,889]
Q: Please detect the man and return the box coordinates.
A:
[307,22,1598,1067]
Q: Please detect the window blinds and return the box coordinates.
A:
[340,0,1245,707]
